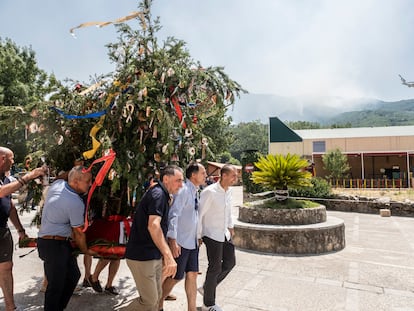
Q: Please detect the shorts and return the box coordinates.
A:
[0,228,13,263]
[174,247,199,280]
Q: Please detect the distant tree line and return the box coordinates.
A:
[285,121,352,130]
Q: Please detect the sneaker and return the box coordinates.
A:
[89,276,103,293]
[201,305,223,311]
[105,286,119,295]
[197,286,204,296]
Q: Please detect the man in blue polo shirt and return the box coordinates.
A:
[38,166,96,311]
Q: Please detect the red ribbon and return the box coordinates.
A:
[171,96,186,128]
[82,149,117,231]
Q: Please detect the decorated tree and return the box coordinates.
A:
[28,0,245,218]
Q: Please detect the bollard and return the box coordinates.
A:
[380,209,391,217]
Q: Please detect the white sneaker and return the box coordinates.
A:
[201,304,223,311]
[197,286,204,296]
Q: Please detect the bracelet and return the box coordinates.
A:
[16,177,24,187]
[17,177,27,186]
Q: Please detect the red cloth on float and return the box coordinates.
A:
[86,216,131,244]
[85,216,132,259]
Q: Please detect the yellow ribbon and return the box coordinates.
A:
[82,82,128,159]
[82,116,104,159]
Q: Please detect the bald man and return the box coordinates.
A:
[0,146,47,311]
[38,166,96,311]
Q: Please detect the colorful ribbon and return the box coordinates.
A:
[49,105,112,119]
[83,116,105,159]
[171,96,187,128]
[82,149,117,231]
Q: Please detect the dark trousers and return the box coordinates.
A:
[202,236,236,307]
[37,238,80,311]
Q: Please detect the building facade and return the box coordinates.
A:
[269,117,414,188]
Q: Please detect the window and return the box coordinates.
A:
[313,141,326,153]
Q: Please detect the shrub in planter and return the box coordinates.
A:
[289,177,332,200]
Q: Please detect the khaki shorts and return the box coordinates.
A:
[0,228,13,263]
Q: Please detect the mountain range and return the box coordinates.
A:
[227,93,414,127]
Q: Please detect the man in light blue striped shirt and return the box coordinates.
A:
[159,162,206,311]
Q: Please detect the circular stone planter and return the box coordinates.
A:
[233,204,345,254]
[239,205,327,225]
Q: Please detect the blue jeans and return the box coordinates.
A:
[37,238,80,311]
[202,236,236,307]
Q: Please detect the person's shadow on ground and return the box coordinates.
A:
[3,276,136,311]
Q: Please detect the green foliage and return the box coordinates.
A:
[216,151,240,165]
[322,148,350,179]
[252,154,312,191]
[0,37,52,107]
[329,122,353,128]
[0,37,59,163]
[229,120,267,160]
[200,109,234,160]
[326,99,414,127]
[241,150,264,193]
[0,38,60,213]
[285,120,321,130]
[289,177,332,199]
[284,99,414,129]
[27,0,245,213]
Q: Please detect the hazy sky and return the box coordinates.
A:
[2,0,414,102]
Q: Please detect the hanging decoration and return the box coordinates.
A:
[69,11,147,37]
[31,0,245,258]
[81,149,117,231]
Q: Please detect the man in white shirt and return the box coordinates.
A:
[197,164,238,311]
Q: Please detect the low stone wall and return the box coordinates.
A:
[233,216,345,254]
[238,205,327,225]
[320,195,414,217]
[233,204,345,255]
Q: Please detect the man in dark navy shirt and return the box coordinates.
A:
[123,165,184,311]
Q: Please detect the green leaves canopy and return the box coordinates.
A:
[322,148,350,179]
[251,154,312,191]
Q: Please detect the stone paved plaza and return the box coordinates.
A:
[3,186,414,310]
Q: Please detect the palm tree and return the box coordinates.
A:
[251,154,312,200]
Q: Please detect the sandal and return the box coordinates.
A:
[105,286,119,295]
[82,277,91,288]
[165,294,177,301]
[89,276,103,293]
